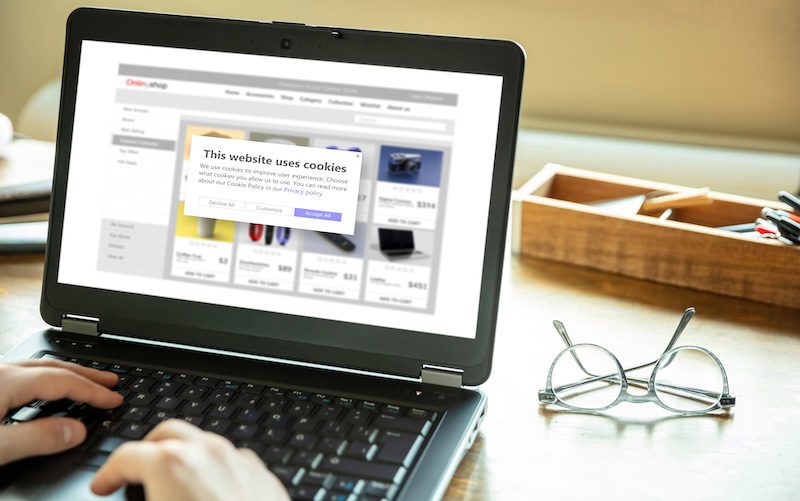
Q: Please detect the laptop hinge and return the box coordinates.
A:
[420,364,463,388]
[61,314,100,337]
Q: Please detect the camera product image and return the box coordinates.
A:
[388,152,422,176]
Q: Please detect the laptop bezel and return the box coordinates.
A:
[41,8,524,386]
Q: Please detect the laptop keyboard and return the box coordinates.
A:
[4,354,439,501]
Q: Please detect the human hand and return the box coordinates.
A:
[91,419,289,501]
[0,359,122,466]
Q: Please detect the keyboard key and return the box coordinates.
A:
[203,418,231,434]
[334,397,355,408]
[234,408,262,424]
[293,417,320,432]
[263,413,291,427]
[344,442,378,461]
[317,437,348,456]
[97,418,121,435]
[241,383,264,393]
[382,404,404,416]
[118,422,150,440]
[343,409,372,426]
[95,436,127,454]
[289,450,323,469]
[310,393,333,405]
[154,397,182,411]
[173,373,193,384]
[218,379,241,390]
[362,480,398,500]
[182,401,209,417]
[407,408,436,420]
[376,431,423,467]
[288,432,318,450]
[183,387,208,401]
[331,477,363,494]
[130,367,152,377]
[209,405,235,419]
[108,364,130,374]
[288,401,316,417]
[289,390,310,401]
[348,426,378,443]
[321,422,350,438]
[152,370,173,381]
[270,465,305,486]
[121,407,149,422]
[261,398,287,413]
[231,423,258,439]
[261,427,288,445]
[87,360,108,370]
[372,414,432,436]
[262,446,292,465]
[301,471,334,489]
[317,406,341,421]
[128,378,156,393]
[266,387,287,397]
[234,440,265,455]
[129,393,157,408]
[178,415,204,426]
[320,457,405,484]
[208,389,236,405]
[235,393,262,409]
[288,486,325,500]
[195,376,218,387]
[154,381,183,397]
[358,401,379,412]
[148,411,176,425]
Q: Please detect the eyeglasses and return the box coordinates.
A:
[538,307,736,415]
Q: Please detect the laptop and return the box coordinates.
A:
[377,229,424,259]
[0,8,523,500]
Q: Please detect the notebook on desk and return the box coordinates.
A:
[0,8,523,500]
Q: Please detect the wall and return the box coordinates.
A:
[0,0,798,151]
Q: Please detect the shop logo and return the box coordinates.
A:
[125,78,169,90]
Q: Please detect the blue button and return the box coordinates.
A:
[294,208,342,221]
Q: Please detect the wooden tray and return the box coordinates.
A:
[511,164,800,309]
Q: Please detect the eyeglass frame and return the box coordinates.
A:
[538,307,736,415]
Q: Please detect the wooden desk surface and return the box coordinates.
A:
[1,252,799,500]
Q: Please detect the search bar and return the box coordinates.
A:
[354,115,447,132]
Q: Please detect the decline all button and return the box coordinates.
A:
[294,208,342,221]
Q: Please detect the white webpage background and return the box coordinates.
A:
[59,41,503,339]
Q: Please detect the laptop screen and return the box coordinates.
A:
[58,41,503,339]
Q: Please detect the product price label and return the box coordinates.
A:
[171,238,233,283]
[233,246,297,291]
[364,261,431,309]
[298,253,363,300]
[372,182,439,230]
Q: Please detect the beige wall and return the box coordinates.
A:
[1,0,798,149]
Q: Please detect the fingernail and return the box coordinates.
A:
[63,423,73,444]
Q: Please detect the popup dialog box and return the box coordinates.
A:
[184,136,362,234]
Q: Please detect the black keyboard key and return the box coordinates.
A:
[218,379,241,390]
[209,404,235,419]
[97,419,121,435]
[235,393,262,409]
[234,408,262,424]
[261,427,288,445]
[288,432,318,450]
[263,412,291,427]
[87,360,108,370]
[208,389,236,405]
[152,370,173,381]
[261,398,287,413]
[293,417,320,432]
[348,426,378,443]
[235,440,265,455]
[108,364,130,374]
[372,414,432,436]
[182,401,209,417]
[173,373,193,384]
[183,387,208,401]
[118,422,150,440]
[130,367,152,377]
[262,446,292,465]
[290,450,323,469]
[331,477,363,494]
[154,397,182,411]
[382,404,404,416]
[195,376,218,387]
[121,407,149,422]
[231,423,258,439]
[317,406,341,422]
[317,437,348,456]
[288,401,316,417]
[320,457,405,483]
[241,383,264,393]
[376,431,423,467]
[128,378,156,393]
[321,422,349,438]
[358,401,379,412]
[148,411,176,425]
[116,374,132,388]
[288,486,325,501]
[154,381,183,397]
[129,393,157,407]
[334,397,355,408]
[344,442,378,461]
[95,436,127,454]
[265,387,287,397]
[203,418,231,434]
[407,408,436,420]
[178,415,204,426]
[343,409,372,426]
[289,390,310,401]
[270,465,305,486]
[302,471,333,489]
[362,480,399,500]
[310,393,333,405]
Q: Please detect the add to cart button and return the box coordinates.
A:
[294,208,343,221]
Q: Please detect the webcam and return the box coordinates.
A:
[280,38,291,49]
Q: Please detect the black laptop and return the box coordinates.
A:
[0,8,523,500]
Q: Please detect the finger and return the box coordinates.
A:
[15,359,119,387]
[143,419,209,443]
[3,367,123,410]
[91,441,161,496]
[0,417,86,466]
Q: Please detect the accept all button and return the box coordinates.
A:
[294,208,342,221]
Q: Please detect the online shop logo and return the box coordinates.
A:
[125,78,169,90]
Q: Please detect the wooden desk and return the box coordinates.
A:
[1,252,799,500]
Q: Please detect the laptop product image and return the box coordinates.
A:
[0,8,523,500]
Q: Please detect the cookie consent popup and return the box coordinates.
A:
[184,136,362,234]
